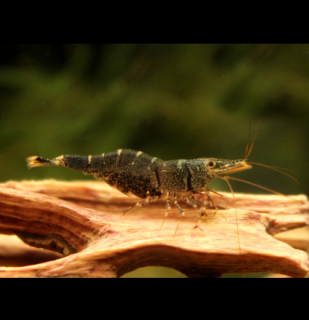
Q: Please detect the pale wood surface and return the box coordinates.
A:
[0,180,308,277]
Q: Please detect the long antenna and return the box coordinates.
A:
[247,161,299,185]
[221,176,245,276]
[242,119,298,184]
[245,118,262,160]
[243,120,252,160]
[223,176,293,198]
[223,178,242,253]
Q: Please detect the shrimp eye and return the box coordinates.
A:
[207,160,216,168]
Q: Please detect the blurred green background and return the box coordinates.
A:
[0,44,308,277]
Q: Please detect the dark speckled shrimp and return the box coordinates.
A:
[27,124,297,258]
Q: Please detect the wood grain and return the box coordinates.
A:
[0,180,308,277]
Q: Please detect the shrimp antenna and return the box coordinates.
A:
[223,176,293,199]
[222,177,242,254]
[242,119,298,185]
[244,118,262,160]
[243,120,252,160]
[247,161,299,185]
[220,176,245,275]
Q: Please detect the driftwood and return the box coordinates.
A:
[0,180,308,278]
